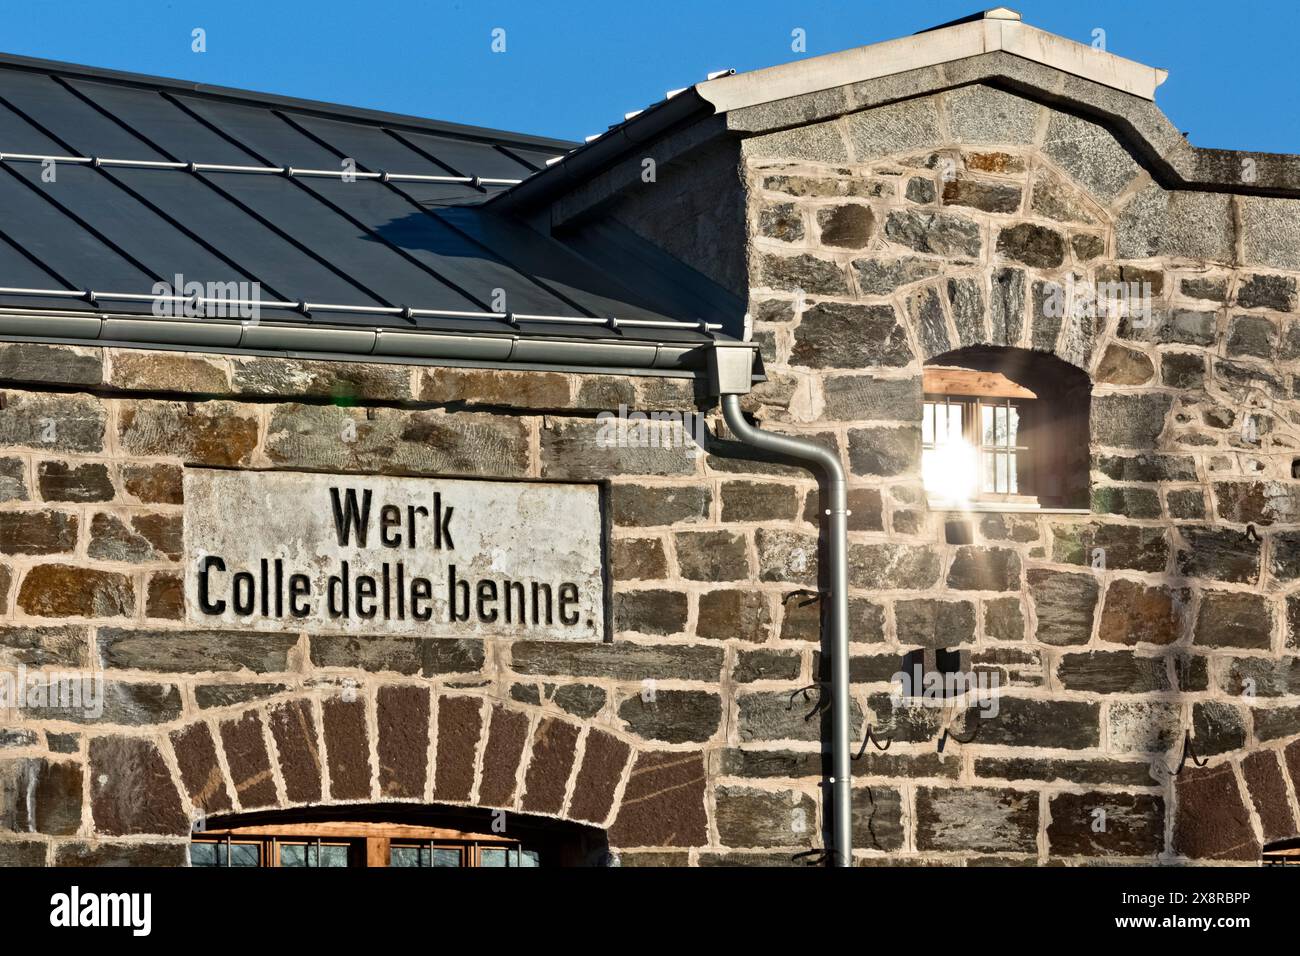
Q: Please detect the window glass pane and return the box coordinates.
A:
[944,404,964,444]
[480,847,510,867]
[519,849,540,868]
[1008,405,1020,445]
[982,405,994,445]
[922,402,934,445]
[996,452,1008,493]
[431,848,461,867]
[1008,452,1019,494]
[982,453,995,493]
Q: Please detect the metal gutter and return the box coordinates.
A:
[0,309,755,378]
[708,343,852,867]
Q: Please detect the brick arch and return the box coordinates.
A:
[89,688,709,856]
[1172,733,1300,862]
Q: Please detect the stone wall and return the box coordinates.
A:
[737,82,1300,863]
[2,79,1300,867]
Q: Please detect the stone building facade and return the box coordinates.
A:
[2,10,1300,865]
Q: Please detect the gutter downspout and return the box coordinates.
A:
[708,343,852,867]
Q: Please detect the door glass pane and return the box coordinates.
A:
[390,846,423,868]
[190,842,220,867]
[281,843,348,867]
[228,843,260,867]
[190,842,258,866]
[390,845,462,867]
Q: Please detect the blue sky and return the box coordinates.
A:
[4,0,1295,152]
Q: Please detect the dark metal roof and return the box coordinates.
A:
[0,52,745,369]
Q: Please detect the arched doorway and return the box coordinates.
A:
[189,803,609,867]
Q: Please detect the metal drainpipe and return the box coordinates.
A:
[709,343,852,867]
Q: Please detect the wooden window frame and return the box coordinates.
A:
[922,367,1041,510]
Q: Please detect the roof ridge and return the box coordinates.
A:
[0,49,578,152]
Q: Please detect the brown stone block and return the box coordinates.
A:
[419,367,569,408]
[0,840,48,866]
[376,685,429,799]
[714,785,817,848]
[520,717,580,815]
[0,391,106,453]
[265,404,527,478]
[1241,750,1298,844]
[0,342,102,386]
[432,696,483,802]
[36,461,114,502]
[612,589,689,636]
[674,529,750,581]
[0,510,77,555]
[0,758,82,835]
[1047,791,1164,857]
[608,483,711,527]
[145,572,184,619]
[1098,579,1186,645]
[608,751,707,848]
[611,537,668,580]
[55,842,188,867]
[322,695,371,801]
[567,730,631,825]
[1285,739,1300,797]
[110,351,229,393]
[697,588,772,642]
[17,564,134,618]
[0,624,88,668]
[96,628,296,673]
[477,705,530,808]
[540,417,697,480]
[122,463,183,504]
[119,401,258,467]
[169,722,233,814]
[267,699,323,804]
[87,512,156,562]
[916,786,1038,853]
[233,357,409,401]
[130,513,183,560]
[218,711,279,809]
[1173,763,1259,861]
[721,480,801,522]
[89,736,188,836]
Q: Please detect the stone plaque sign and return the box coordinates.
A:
[185,469,604,641]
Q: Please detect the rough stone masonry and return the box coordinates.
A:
[3,73,1300,864]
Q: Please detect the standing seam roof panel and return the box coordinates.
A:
[176,95,582,315]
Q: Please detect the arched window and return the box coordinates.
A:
[922,346,1090,512]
